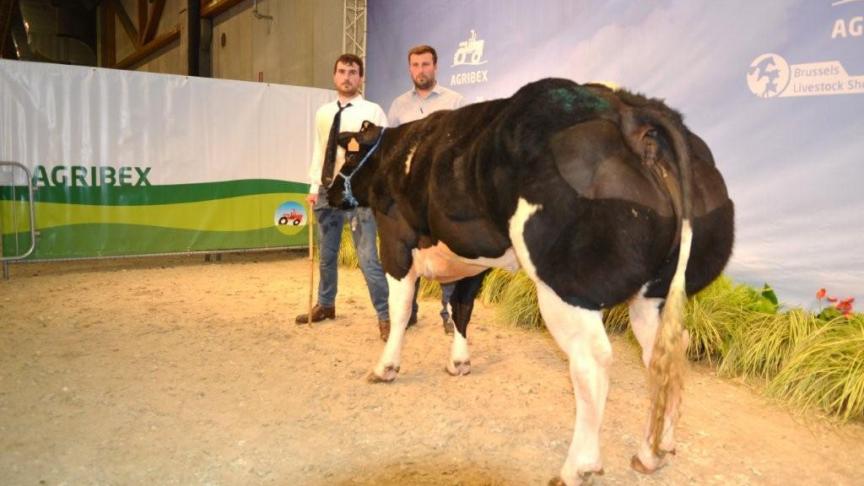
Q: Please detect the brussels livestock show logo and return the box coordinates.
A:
[747,54,864,98]
[748,0,864,98]
[450,30,489,87]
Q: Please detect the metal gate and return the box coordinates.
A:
[0,161,37,279]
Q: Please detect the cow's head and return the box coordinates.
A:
[326,120,385,210]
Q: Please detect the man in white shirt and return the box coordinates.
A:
[295,54,390,341]
[387,45,466,335]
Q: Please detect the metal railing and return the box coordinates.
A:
[1,161,37,278]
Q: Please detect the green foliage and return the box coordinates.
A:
[767,315,864,421]
[497,271,543,329]
[418,277,443,299]
[479,269,517,304]
[742,283,780,314]
[602,304,630,334]
[684,276,751,362]
[337,225,359,268]
[720,309,823,379]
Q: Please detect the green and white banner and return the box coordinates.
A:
[0,60,333,259]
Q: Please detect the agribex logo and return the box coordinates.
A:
[450,29,489,87]
[831,0,864,39]
[32,164,152,188]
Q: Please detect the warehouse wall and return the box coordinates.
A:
[104,0,344,89]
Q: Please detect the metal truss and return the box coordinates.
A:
[342,0,366,59]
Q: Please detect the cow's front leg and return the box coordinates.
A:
[444,270,489,376]
[628,291,688,473]
[369,270,417,383]
[537,284,610,485]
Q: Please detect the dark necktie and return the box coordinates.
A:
[321,101,351,188]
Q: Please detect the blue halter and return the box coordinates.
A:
[336,128,386,208]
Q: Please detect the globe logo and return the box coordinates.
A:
[747,53,790,98]
[274,201,307,236]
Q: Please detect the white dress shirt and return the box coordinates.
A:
[309,94,388,194]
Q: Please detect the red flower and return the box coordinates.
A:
[827,296,838,303]
[816,288,827,300]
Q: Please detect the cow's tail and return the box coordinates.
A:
[624,107,693,456]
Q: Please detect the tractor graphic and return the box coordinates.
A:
[452,30,487,66]
[278,209,304,226]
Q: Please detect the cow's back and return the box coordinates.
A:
[374,78,733,308]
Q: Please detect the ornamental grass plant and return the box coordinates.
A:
[497,270,543,329]
[683,277,758,363]
[720,309,823,379]
[767,315,864,421]
[479,269,517,304]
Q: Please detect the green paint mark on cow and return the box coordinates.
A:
[549,86,610,113]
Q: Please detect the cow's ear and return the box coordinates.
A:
[361,120,372,131]
[347,137,360,152]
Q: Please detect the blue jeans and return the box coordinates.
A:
[412,282,456,321]
[314,190,389,321]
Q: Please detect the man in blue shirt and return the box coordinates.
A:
[387,45,466,335]
[388,45,465,125]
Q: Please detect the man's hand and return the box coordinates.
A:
[306,193,318,205]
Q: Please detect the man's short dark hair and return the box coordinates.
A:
[334,53,364,77]
[408,45,438,65]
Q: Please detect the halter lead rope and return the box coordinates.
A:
[337,128,386,208]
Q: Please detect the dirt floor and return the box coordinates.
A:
[2,251,864,486]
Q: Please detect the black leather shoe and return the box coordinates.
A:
[442,316,455,335]
[295,305,336,324]
[378,319,390,341]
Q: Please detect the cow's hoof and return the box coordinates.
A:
[631,449,674,474]
[367,365,399,383]
[630,454,652,475]
[445,359,471,376]
[548,469,604,485]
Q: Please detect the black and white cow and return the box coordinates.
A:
[325,78,734,485]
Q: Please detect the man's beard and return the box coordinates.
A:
[413,75,435,90]
[338,83,359,97]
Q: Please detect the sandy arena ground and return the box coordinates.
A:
[2,250,863,485]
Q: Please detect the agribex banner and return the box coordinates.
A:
[0,60,333,259]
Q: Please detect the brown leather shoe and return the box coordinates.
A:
[378,319,390,341]
[295,305,335,324]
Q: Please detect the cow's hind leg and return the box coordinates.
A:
[445,270,490,376]
[537,283,611,485]
[628,290,688,473]
[369,270,417,383]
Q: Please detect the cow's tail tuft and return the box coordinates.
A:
[629,108,694,456]
[648,219,691,454]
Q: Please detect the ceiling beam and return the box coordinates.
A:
[137,0,147,43]
[111,0,141,49]
[99,0,116,66]
[114,25,180,69]
[142,0,166,44]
